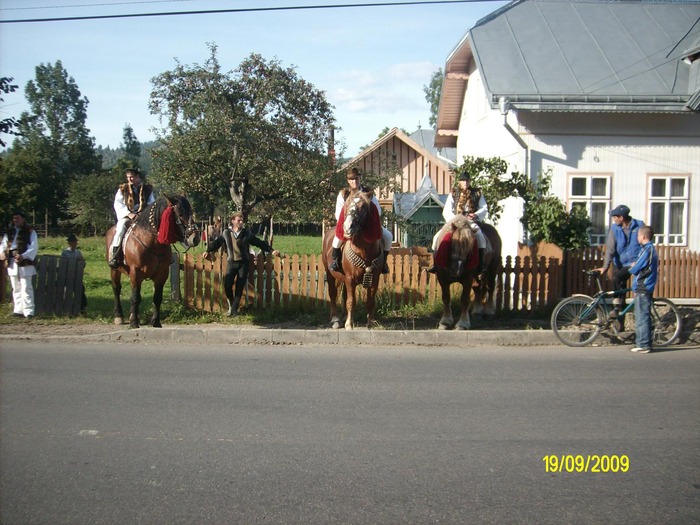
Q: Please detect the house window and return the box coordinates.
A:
[648,175,689,246]
[568,174,611,245]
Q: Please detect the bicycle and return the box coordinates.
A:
[551,270,682,347]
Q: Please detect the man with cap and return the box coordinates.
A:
[0,210,38,318]
[329,167,393,274]
[62,234,87,314]
[428,169,489,275]
[595,204,645,318]
[109,168,156,268]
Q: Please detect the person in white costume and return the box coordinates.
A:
[0,210,39,318]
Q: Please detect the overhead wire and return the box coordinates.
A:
[0,0,505,24]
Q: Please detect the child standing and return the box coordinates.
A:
[61,234,88,315]
[628,226,658,353]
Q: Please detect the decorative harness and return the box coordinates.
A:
[342,195,384,288]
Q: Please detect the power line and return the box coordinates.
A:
[0,0,196,11]
[0,0,501,24]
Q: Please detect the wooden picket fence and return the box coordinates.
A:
[180,246,699,315]
[0,255,86,316]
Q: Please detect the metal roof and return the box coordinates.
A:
[436,0,700,147]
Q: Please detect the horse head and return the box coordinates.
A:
[342,190,372,239]
[449,216,476,278]
[163,194,200,248]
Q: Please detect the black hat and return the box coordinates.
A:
[458,172,471,181]
[610,205,630,217]
[11,210,25,218]
[67,234,78,243]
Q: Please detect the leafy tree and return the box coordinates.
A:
[67,170,122,235]
[3,61,101,223]
[148,44,335,223]
[0,77,20,148]
[423,69,443,129]
[454,157,591,251]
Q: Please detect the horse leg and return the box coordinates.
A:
[344,280,356,330]
[438,278,454,330]
[365,277,378,329]
[129,280,142,329]
[111,269,125,325]
[484,270,497,318]
[327,272,341,330]
[472,281,485,317]
[151,279,164,328]
[455,279,472,330]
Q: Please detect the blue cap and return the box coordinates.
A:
[610,205,630,217]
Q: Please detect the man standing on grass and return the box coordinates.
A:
[0,210,38,318]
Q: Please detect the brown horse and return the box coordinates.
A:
[322,191,384,330]
[434,217,502,330]
[105,194,200,328]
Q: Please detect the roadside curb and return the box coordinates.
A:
[3,326,562,346]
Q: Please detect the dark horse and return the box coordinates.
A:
[434,217,502,330]
[322,190,384,330]
[105,194,200,328]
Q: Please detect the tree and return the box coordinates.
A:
[121,124,142,170]
[149,45,335,223]
[3,61,101,223]
[423,69,443,129]
[454,157,591,251]
[0,77,20,148]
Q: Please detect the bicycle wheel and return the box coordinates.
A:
[551,295,604,347]
[651,298,682,347]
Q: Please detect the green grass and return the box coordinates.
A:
[0,234,334,326]
[1,234,543,329]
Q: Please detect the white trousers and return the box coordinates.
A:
[432,222,486,251]
[9,273,35,316]
[111,217,130,249]
[333,228,393,251]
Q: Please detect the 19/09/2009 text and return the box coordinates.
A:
[543,455,629,473]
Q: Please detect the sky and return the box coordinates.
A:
[0,0,508,157]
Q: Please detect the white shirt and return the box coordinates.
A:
[113,183,156,220]
[0,227,39,276]
[335,189,382,220]
[442,191,488,223]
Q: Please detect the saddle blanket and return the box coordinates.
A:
[434,231,479,270]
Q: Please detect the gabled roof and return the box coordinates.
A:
[349,127,437,163]
[393,175,447,219]
[436,0,700,147]
[408,129,457,164]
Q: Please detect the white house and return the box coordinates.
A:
[435,0,700,260]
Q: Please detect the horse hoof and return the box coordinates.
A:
[438,323,451,330]
[130,322,140,329]
[114,318,124,325]
[152,321,162,328]
[455,324,470,331]
[331,322,341,329]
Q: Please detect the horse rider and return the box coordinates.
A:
[428,169,488,275]
[109,168,155,268]
[329,167,392,274]
[203,212,280,317]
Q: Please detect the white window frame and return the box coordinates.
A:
[567,173,612,245]
[647,174,689,246]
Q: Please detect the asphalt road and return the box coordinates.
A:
[1,342,698,524]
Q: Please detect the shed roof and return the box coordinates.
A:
[393,175,447,219]
[436,0,700,147]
